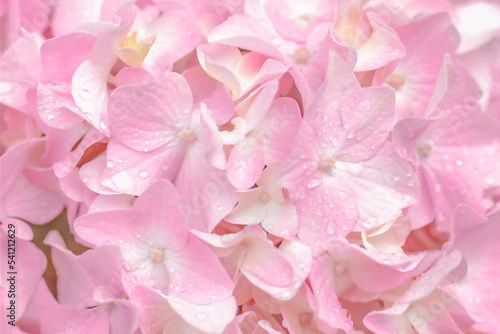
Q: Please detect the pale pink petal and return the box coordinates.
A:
[183,66,235,126]
[225,188,268,226]
[132,285,236,333]
[197,43,243,96]
[1,139,64,224]
[132,180,188,250]
[87,194,134,214]
[240,237,295,289]
[164,234,234,304]
[296,177,358,252]
[257,97,302,164]
[227,137,265,189]
[354,12,405,71]
[375,13,459,120]
[37,83,84,129]
[335,142,420,231]
[309,254,353,333]
[334,87,395,162]
[101,138,185,195]
[279,122,318,196]
[51,0,104,36]
[1,228,46,318]
[261,200,297,239]
[44,230,124,306]
[71,60,110,132]
[208,14,283,59]
[73,209,152,269]
[131,285,182,334]
[261,239,312,300]
[108,73,193,152]
[448,206,500,332]
[114,67,154,87]
[174,118,237,232]
[107,299,141,334]
[141,10,202,77]
[40,32,97,83]
[167,295,237,333]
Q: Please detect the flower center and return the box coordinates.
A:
[318,156,336,172]
[335,262,348,276]
[299,312,318,329]
[416,142,432,159]
[117,31,157,68]
[386,74,406,91]
[293,47,310,65]
[149,248,164,262]
[259,192,270,203]
[178,129,196,143]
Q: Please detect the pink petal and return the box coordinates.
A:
[208,14,283,59]
[44,231,124,305]
[261,200,298,239]
[353,12,406,71]
[1,139,64,224]
[174,118,237,232]
[165,234,234,304]
[1,227,46,317]
[225,188,268,226]
[240,236,295,289]
[336,142,420,231]
[141,10,202,77]
[37,83,84,129]
[73,209,152,268]
[309,254,353,333]
[101,138,185,195]
[183,66,235,126]
[227,137,265,189]
[132,180,188,250]
[40,32,97,83]
[71,60,110,132]
[334,87,395,162]
[107,73,193,152]
[257,97,302,164]
[114,67,154,87]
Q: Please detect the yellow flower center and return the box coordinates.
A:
[149,248,164,262]
[318,155,336,172]
[178,129,196,143]
[116,31,156,68]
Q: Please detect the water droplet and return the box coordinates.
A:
[139,171,148,178]
[107,161,115,168]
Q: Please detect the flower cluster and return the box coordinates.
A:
[2,0,500,333]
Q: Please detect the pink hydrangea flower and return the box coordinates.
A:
[280,53,419,251]
[74,180,234,304]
